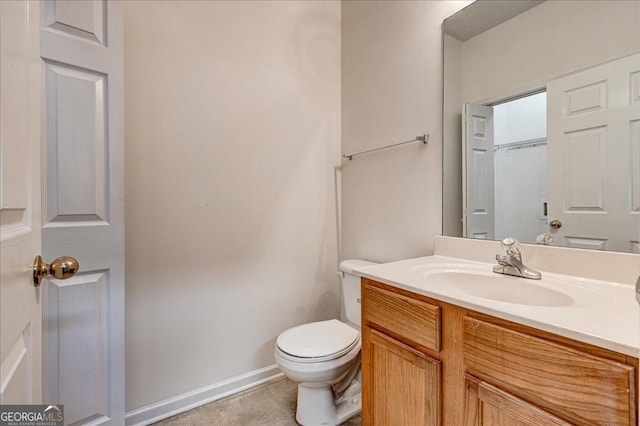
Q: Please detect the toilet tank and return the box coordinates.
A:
[339,259,378,328]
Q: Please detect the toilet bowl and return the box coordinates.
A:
[274,259,377,426]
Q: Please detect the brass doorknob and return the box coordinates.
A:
[33,255,79,287]
[549,219,562,229]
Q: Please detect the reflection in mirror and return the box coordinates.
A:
[442,0,640,253]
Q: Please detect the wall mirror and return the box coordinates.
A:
[442,0,640,253]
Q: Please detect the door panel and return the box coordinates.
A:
[562,126,606,211]
[547,52,640,252]
[1,330,32,405]
[463,103,495,240]
[0,0,42,405]
[44,272,109,424]
[632,118,640,250]
[44,0,106,45]
[40,1,124,424]
[44,62,108,224]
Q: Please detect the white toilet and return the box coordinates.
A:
[274,259,376,426]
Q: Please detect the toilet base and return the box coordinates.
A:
[296,379,361,426]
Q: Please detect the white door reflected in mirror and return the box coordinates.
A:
[443,0,640,254]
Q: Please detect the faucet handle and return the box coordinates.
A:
[500,237,521,257]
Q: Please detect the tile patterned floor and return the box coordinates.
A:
[152,377,362,426]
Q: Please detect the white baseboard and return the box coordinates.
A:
[125,364,284,426]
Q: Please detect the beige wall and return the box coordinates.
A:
[124,1,341,412]
[462,1,640,103]
[341,1,469,262]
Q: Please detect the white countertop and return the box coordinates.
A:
[357,255,640,357]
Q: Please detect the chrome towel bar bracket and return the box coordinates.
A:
[343,134,428,161]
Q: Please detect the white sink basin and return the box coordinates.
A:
[425,271,574,307]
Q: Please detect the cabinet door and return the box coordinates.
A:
[464,375,571,426]
[363,328,441,425]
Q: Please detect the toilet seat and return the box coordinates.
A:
[277,319,360,363]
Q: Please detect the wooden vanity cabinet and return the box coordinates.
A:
[463,316,636,425]
[364,328,441,425]
[362,279,443,425]
[361,278,638,426]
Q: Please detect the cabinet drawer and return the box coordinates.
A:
[464,317,636,425]
[363,281,440,352]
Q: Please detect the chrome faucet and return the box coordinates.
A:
[492,238,541,280]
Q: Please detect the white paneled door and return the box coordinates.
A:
[463,103,495,240]
[1,1,124,424]
[547,52,640,252]
[0,1,43,406]
[40,0,124,424]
